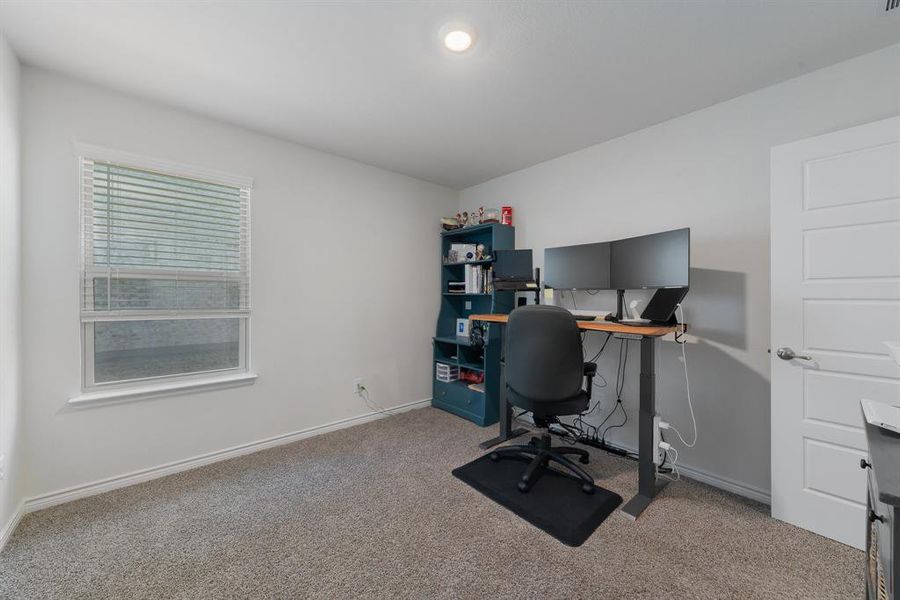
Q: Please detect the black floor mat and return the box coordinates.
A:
[452,453,623,547]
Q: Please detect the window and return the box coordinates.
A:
[79,151,251,390]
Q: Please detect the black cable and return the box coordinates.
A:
[601,405,628,445]
[594,399,621,434]
[600,339,630,443]
[571,333,615,436]
[548,423,639,461]
[615,338,628,399]
[587,332,612,362]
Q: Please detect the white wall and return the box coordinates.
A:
[0,34,25,543]
[460,44,900,498]
[21,68,457,500]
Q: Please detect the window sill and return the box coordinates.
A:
[67,372,258,409]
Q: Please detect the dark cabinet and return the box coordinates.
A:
[864,420,900,600]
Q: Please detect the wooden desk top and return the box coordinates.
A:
[469,313,681,337]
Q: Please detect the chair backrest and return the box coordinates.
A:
[506,305,584,403]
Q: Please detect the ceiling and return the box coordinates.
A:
[1,1,898,189]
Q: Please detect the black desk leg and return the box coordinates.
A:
[621,336,668,520]
[479,323,528,450]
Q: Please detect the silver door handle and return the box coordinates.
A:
[776,347,812,361]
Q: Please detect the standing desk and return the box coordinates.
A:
[469,313,681,520]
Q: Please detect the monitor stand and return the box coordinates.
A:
[610,289,625,322]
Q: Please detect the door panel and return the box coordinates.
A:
[804,439,868,503]
[805,370,900,430]
[803,142,900,210]
[804,300,900,354]
[771,116,900,550]
[804,222,900,279]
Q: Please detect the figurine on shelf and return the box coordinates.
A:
[481,207,500,223]
[475,244,486,261]
[441,216,461,231]
[457,211,469,228]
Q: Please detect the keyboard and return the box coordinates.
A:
[572,314,597,321]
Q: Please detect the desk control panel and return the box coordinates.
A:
[613,332,643,341]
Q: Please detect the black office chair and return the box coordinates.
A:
[490,305,597,495]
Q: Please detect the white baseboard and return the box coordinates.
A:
[607,438,771,505]
[24,398,431,514]
[673,461,771,505]
[523,416,772,505]
[0,500,25,553]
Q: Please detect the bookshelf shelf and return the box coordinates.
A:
[442,259,494,267]
[440,223,499,237]
[432,223,515,427]
[442,292,491,297]
[433,335,474,346]
[457,360,485,373]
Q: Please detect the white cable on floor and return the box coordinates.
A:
[668,303,698,448]
[658,446,680,482]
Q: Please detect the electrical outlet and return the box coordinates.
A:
[465,301,472,310]
[353,378,365,395]
[652,416,662,465]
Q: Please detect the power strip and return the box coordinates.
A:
[547,426,633,458]
[652,415,662,465]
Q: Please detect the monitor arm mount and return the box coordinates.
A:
[612,289,626,322]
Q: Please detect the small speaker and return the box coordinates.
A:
[517,297,527,307]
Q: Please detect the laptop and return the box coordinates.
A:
[861,398,900,435]
[493,249,538,291]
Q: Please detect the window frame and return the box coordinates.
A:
[75,143,254,395]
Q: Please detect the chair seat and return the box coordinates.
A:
[506,388,590,417]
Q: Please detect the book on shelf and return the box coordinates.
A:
[462,265,493,294]
[447,281,466,294]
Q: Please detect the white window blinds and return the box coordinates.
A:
[80,158,251,320]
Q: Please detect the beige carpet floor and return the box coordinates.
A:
[0,407,862,599]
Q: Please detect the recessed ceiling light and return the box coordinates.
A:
[443,26,475,53]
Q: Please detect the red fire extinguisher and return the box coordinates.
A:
[501,206,513,226]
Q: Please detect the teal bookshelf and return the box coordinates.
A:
[432,223,515,426]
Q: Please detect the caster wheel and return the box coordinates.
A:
[517,481,530,493]
[581,483,594,495]
[490,452,500,462]
[579,456,590,464]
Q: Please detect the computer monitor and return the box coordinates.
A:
[543,242,611,290]
[494,249,533,281]
[609,228,690,290]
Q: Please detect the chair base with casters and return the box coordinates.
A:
[490,428,595,495]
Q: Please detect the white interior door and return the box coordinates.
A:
[771,116,900,549]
